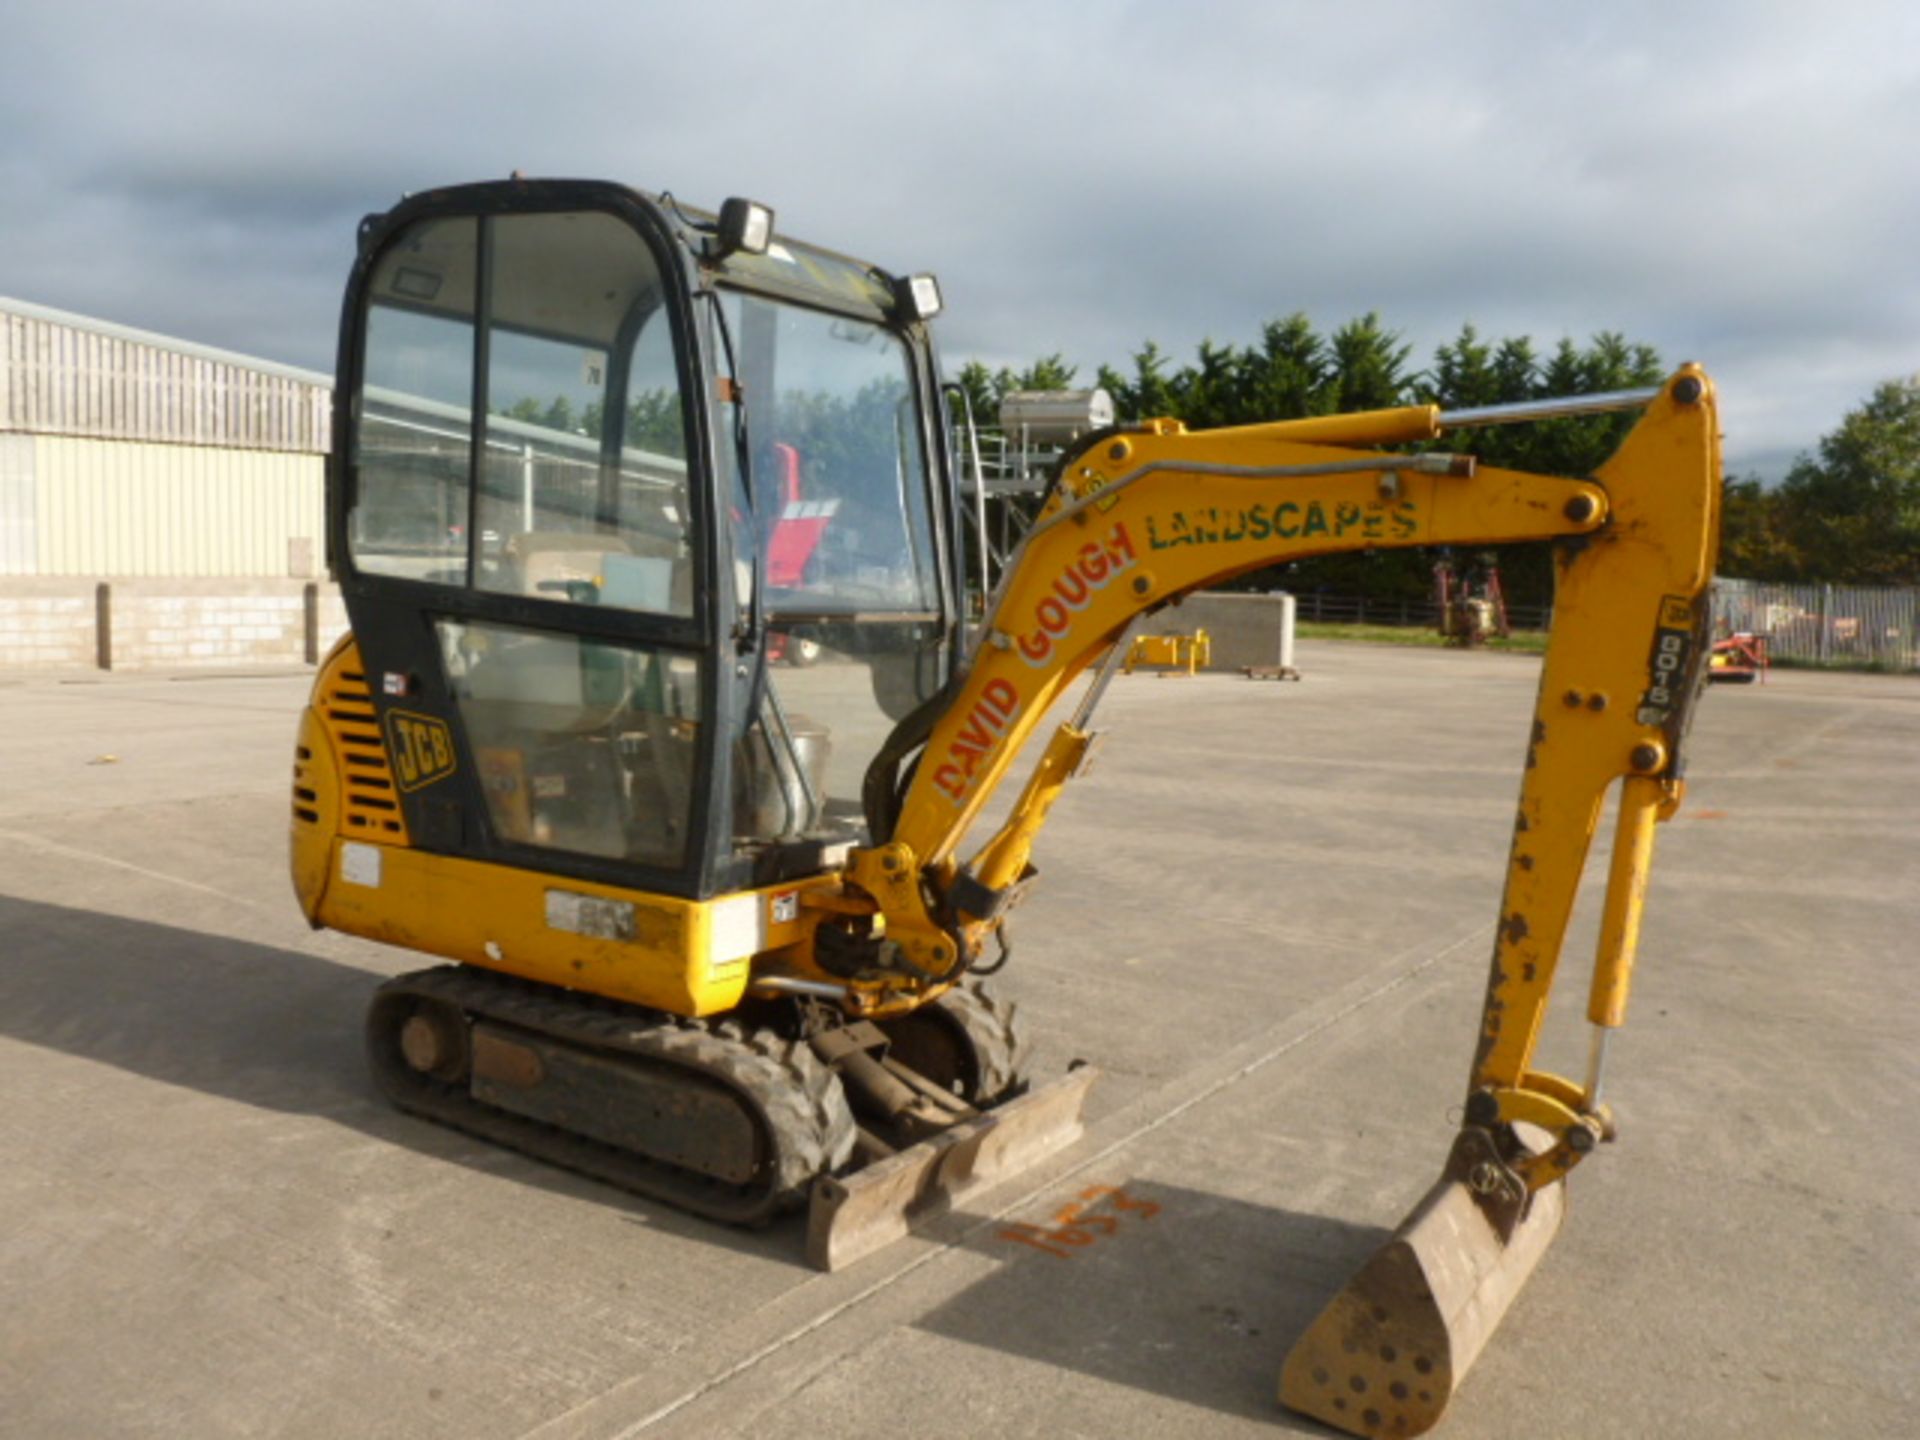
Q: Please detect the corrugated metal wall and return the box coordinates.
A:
[29,436,323,577]
[1,303,331,453]
[0,434,32,574]
[0,300,332,578]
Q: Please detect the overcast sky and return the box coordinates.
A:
[4,1,1915,479]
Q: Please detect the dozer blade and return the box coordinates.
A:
[1280,1129,1566,1438]
[807,1065,1098,1271]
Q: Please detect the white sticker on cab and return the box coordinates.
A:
[340,843,382,888]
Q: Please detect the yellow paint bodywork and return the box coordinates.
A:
[289,704,340,911]
[1123,630,1210,674]
[308,840,828,1016]
[898,433,1606,877]
[858,397,1619,974]
[295,373,1721,1140]
[1464,371,1721,1143]
[290,638,830,1018]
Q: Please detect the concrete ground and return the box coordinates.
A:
[1,645,1914,1439]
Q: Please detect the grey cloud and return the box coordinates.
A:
[1,2,1914,479]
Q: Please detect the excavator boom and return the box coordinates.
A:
[837,369,1721,1435]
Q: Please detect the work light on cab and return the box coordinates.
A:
[717,197,774,257]
[896,273,942,321]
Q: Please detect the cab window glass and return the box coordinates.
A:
[718,293,939,616]
[438,617,699,867]
[351,209,695,614]
[711,292,948,858]
[352,217,477,583]
[477,211,693,616]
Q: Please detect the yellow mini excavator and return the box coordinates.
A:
[291,178,1720,1437]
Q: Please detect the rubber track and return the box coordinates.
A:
[898,990,1036,1113]
[936,981,1034,1105]
[368,966,855,1227]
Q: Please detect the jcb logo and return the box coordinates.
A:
[384,710,457,792]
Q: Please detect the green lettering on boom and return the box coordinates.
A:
[1144,498,1418,551]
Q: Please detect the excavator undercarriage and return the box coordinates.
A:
[368,965,855,1225]
[364,960,1088,1266]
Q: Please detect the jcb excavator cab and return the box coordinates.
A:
[334,180,964,902]
[298,178,1078,1244]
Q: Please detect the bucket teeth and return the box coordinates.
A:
[1280,1131,1566,1437]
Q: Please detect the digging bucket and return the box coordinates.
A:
[1280,1128,1566,1437]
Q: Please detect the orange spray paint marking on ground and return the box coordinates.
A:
[997,1185,1161,1259]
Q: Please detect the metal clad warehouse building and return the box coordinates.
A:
[0,298,344,670]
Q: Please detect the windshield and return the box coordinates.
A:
[718,292,940,617]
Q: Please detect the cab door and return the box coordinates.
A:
[335,189,729,900]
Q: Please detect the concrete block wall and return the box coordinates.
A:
[0,579,350,673]
[1154,592,1296,672]
[0,582,98,669]
[314,591,352,660]
[5,584,1284,674]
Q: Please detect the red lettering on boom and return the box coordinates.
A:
[932,674,1027,803]
[1016,523,1138,669]
[936,523,1139,804]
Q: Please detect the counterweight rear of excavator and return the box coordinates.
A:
[293,174,1721,1436]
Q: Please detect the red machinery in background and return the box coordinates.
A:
[1708,631,1769,684]
[766,441,835,666]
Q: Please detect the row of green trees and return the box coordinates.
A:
[957,320,1920,602]
[1721,378,1920,587]
[498,392,688,457]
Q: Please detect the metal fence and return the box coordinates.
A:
[1714,577,1919,671]
[1288,581,1920,671]
[1288,592,1554,631]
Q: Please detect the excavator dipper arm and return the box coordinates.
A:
[1278,370,1720,1438]
[830,367,1721,1436]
